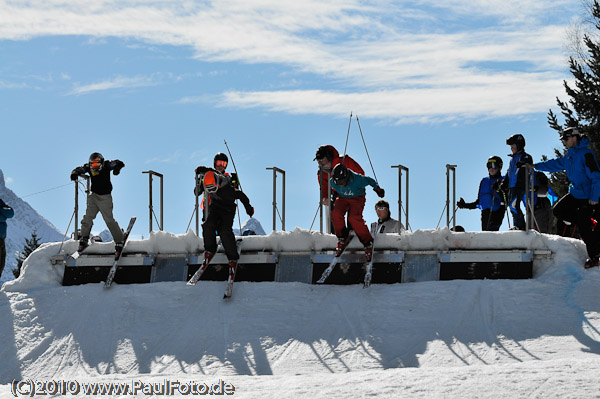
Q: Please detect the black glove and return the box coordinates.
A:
[457,197,467,209]
[195,166,211,175]
[374,187,385,198]
[112,160,125,175]
[231,172,240,189]
[70,173,79,181]
[245,205,254,217]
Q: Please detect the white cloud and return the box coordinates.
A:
[67,75,158,95]
[0,0,580,121]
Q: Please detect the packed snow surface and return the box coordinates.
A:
[1,228,599,398]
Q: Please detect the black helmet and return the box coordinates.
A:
[486,155,503,171]
[213,152,228,168]
[560,126,581,140]
[88,152,104,174]
[314,145,334,161]
[332,164,350,186]
[506,134,525,151]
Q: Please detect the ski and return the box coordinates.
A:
[363,260,374,288]
[223,239,243,299]
[103,217,137,288]
[187,240,224,286]
[316,233,355,284]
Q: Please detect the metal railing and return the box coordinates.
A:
[142,170,164,233]
[391,164,409,231]
[266,167,286,231]
[446,164,457,229]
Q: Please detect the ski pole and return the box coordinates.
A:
[355,114,378,183]
[341,111,352,166]
[224,140,243,233]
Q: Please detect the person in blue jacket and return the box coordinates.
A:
[458,155,506,231]
[499,134,534,230]
[534,127,600,268]
[0,198,15,278]
[330,164,385,262]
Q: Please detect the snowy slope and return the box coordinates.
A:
[0,170,63,282]
[0,229,599,398]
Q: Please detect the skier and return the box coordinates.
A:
[195,153,254,274]
[457,156,506,231]
[0,198,14,278]
[329,164,385,261]
[370,199,404,235]
[498,134,534,230]
[533,127,600,268]
[314,145,364,206]
[70,153,125,254]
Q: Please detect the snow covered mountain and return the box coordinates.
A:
[0,169,62,282]
[0,229,599,398]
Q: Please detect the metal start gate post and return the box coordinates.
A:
[446,164,457,229]
[142,170,164,233]
[74,176,90,240]
[266,167,286,231]
[391,164,409,231]
[318,168,332,234]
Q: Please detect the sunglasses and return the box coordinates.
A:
[561,135,573,142]
[215,160,228,168]
[375,207,388,211]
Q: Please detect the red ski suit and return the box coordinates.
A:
[316,145,364,200]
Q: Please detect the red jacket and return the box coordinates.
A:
[317,145,364,199]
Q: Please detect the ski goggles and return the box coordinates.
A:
[215,160,228,168]
[486,161,500,169]
[90,159,103,172]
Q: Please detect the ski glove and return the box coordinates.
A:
[70,167,86,181]
[457,197,467,209]
[374,187,385,198]
[112,160,125,175]
[195,166,211,175]
[245,205,254,217]
[231,173,240,189]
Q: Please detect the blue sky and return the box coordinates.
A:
[0,0,585,238]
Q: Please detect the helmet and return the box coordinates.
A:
[314,145,334,161]
[88,152,104,175]
[213,153,228,169]
[486,155,503,171]
[332,164,350,186]
[560,126,581,140]
[506,134,525,151]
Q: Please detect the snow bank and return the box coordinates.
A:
[1,228,588,293]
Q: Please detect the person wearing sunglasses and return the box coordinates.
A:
[457,156,506,231]
[370,200,403,236]
[195,152,254,271]
[533,127,600,269]
[70,152,125,254]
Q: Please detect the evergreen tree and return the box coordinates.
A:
[12,230,42,279]
[547,0,600,195]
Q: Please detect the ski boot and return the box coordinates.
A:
[203,251,215,265]
[584,257,600,269]
[364,242,373,263]
[336,237,349,257]
[77,236,89,253]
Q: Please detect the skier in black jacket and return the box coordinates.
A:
[70,152,125,253]
[195,153,254,269]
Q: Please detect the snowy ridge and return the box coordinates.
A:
[1,230,599,397]
[0,170,63,282]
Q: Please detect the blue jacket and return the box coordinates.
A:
[0,200,14,238]
[506,151,533,189]
[535,136,600,201]
[330,170,379,198]
[477,175,504,211]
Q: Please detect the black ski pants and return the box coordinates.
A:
[481,207,505,231]
[553,193,600,258]
[0,238,6,279]
[202,210,239,261]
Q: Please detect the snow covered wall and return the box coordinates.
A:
[1,229,599,398]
